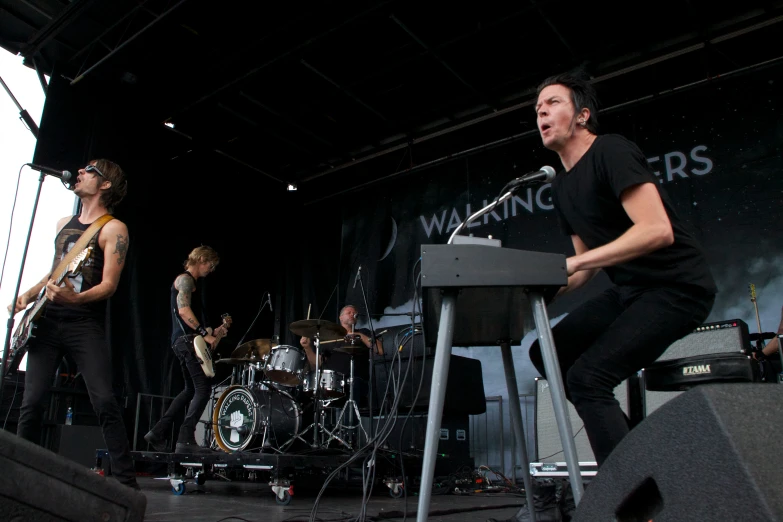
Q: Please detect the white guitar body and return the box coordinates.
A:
[193,313,231,377]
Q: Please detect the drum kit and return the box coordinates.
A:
[208,318,369,454]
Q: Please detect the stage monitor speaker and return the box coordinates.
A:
[535,377,629,463]
[642,318,749,417]
[0,428,146,521]
[372,354,486,415]
[54,425,107,469]
[572,383,783,522]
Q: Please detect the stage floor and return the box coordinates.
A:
[137,476,526,521]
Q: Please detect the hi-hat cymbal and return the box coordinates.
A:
[333,333,368,354]
[231,339,275,360]
[289,319,347,341]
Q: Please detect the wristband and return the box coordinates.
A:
[197,326,208,337]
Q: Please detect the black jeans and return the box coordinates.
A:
[17,315,137,487]
[529,284,714,467]
[151,336,212,444]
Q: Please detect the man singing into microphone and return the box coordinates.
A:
[492,72,717,522]
[539,76,717,447]
[9,160,139,490]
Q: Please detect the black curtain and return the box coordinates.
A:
[31,73,293,442]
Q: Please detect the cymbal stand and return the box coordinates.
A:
[323,355,367,449]
[312,329,322,446]
[287,327,343,449]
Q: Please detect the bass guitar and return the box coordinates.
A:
[193,313,232,377]
[5,247,94,373]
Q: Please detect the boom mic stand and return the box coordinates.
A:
[355,270,379,443]
[1,168,48,408]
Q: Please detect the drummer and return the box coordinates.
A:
[299,304,383,408]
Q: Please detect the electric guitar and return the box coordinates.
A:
[5,247,94,373]
[193,313,232,377]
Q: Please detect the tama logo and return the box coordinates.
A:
[683,364,711,375]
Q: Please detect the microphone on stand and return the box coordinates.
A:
[26,163,73,182]
[507,166,556,189]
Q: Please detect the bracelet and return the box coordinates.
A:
[197,326,208,337]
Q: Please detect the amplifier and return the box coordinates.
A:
[535,377,629,464]
[641,318,750,417]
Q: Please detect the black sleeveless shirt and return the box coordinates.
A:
[45,215,106,320]
[170,272,205,344]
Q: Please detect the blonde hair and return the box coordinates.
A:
[183,245,220,269]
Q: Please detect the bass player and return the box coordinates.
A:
[144,245,229,454]
[9,160,138,490]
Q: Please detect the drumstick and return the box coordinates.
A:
[307,303,311,320]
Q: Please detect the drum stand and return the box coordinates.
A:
[287,329,352,450]
[322,355,367,449]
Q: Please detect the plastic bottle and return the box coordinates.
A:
[65,406,73,425]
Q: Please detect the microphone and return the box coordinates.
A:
[353,265,362,289]
[26,163,73,182]
[507,165,556,189]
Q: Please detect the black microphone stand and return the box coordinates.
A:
[355,271,378,444]
[1,170,48,407]
[233,293,271,351]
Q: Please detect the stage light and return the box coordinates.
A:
[164,122,175,129]
[287,183,297,191]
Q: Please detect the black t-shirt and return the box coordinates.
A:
[551,134,716,294]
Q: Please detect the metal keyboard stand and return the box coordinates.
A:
[415,192,584,522]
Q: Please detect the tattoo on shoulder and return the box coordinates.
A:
[175,274,194,309]
[114,234,128,265]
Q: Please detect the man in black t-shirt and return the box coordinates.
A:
[299,304,383,408]
[531,75,716,465]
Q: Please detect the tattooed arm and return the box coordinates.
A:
[175,274,216,343]
[48,219,131,305]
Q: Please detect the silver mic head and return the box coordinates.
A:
[541,166,556,182]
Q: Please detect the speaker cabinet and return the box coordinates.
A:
[572,383,783,522]
[535,377,629,463]
[642,319,750,417]
[0,428,146,521]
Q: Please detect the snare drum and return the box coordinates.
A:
[264,345,307,386]
[303,369,345,398]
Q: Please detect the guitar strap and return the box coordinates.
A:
[50,214,115,279]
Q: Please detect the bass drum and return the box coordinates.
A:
[213,385,303,453]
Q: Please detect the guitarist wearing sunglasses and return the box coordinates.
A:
[8,160,139,491]
[144,245,229,454]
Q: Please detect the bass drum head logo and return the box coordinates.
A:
[215,386,257,452]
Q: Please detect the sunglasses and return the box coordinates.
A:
[84,164,105,178]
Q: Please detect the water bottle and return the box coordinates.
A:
[65,407,73,425]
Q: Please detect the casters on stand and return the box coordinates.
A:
[385,478,404,498]
[271,480,293,505]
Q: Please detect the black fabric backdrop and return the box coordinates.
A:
[25,61,783,442]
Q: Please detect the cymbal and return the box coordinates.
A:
[749,332,778,341]
[231,338,274,360]
[289,319,347,341]
[333,333,367,354]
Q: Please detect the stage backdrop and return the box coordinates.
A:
[314,63,783,473]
